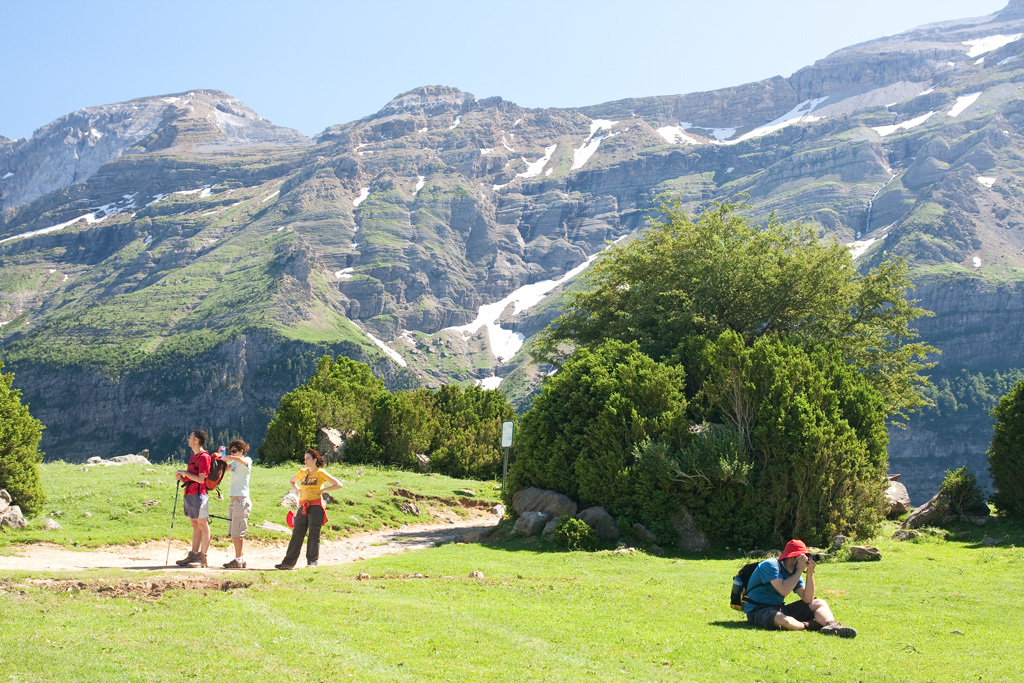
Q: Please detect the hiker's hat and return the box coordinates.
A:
[780,539,809,559]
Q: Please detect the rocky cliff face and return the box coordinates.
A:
[4,5,1024,482]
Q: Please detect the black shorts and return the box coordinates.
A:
[747,600,815,630]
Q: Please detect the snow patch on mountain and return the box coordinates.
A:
[962,34,1022,58]
[656,125,699,144]
[948,92,982,117]
[729,98,828,144]
[872,111,936,137]
[365,332,407,367]
[518,144,558,179]
[354,187,370,207]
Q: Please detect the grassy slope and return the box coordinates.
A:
[0,463,500,548]
[0,466,1022,681]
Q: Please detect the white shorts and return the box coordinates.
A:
[228,498,251,537]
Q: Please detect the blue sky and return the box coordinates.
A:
[0,0,1008,140]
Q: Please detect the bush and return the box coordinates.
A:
[553,516,600,551]
[0,362,46,515]
[506,340,689,506]
[260,355,385,464]
[988,379,1024,517]
[939,466,984,514]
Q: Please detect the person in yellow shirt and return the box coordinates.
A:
[275,449,343,569]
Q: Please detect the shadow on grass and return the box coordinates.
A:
[708,620,755,630]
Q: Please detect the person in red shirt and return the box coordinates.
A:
[174,430,212,568]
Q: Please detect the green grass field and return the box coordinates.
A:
[0,465,1021,682]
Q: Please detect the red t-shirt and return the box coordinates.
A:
[185,450,211,495]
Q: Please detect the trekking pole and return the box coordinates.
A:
[165,481,181,566]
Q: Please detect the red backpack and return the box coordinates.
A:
[205,454,228,492]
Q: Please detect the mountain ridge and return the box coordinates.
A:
[3,4,1024,501]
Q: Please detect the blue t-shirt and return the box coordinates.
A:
[742,558,805,613]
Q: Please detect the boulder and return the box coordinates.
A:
[901,493,945,529]
[512,510,551,536]
[110,454,152,465]
[830,535,849,550]
[885,480,911,518]
[981,536,1005,546]
[512,487,577,518]
[42,518,63,531]
[281,490,299,509]
[892,529,921,541]
[491,503,506,518]
[0,505,28,529]
[318,427,346,463]
[850,545,881,561]
[577,506,620,541]
[0,489,10,514]
[633,523,658,545]
[672,508,710,552]
[542,519,559,536]
[415,453,431,473]
[400,501,421,516]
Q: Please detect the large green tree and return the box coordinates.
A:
[536,200,936,419]
[0,362,46,515]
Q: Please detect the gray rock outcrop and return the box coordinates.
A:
[885,479,911,518]
[900,493,946,529]
[512,488,577,518]
[850,545,882,561]
[110,454,152,464]
[672,509,710,552]
[512,510,551,536]
[577,506,620,541]
[0,489,10,514]
[318,427,346,463]
[0,505,28,529]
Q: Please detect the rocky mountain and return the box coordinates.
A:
[5,4,1024,500]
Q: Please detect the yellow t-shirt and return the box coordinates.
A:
[295,467,332,503]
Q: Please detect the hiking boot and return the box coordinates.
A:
[175,550,200,567]
[306,561,318,568]
[223,558,246,569]
[274,563,295,570]
[820,621,857,639]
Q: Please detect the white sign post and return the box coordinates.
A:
[500,420,515,495]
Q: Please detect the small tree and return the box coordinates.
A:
[0,362,46,515]
[988,380,1024,517]
[260,355,385,464]
[506,339,689,510]
[939,466,984,515]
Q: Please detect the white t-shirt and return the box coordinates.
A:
[228,456,252,498]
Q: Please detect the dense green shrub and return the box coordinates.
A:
[344,384,515,479]
[0,362,46,515]
[988,380,1024,517]
[506,340,689,508]
[424,385,515,480]
[259,355,385,464]
[683,333,889,547]
[939,466,984,514]
[553,516,600,551]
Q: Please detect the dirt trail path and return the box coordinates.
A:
[0,512,496,573]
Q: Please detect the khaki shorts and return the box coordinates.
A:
[228,498,251,537]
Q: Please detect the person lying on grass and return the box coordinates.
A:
[743,539,857,638]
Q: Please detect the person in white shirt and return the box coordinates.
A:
[221,439,253,569]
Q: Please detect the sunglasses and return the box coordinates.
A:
[229,449,240,454]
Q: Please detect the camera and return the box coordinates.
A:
[807,553,824,562]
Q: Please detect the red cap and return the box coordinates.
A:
[780,539,809,559]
